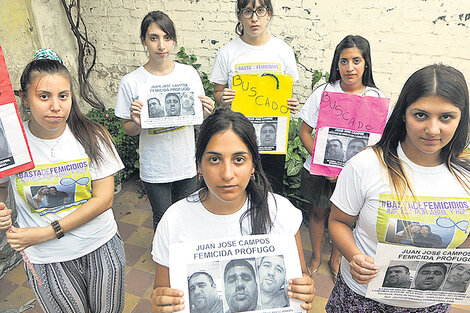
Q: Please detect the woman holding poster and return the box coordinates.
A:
[150,109,315,312]
[210,0,299,193]
[327,64,470,312]
[115,11,214,231]
[0,50,126,312]
[298,35,385,281]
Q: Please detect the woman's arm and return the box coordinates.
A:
[457,234,470,248]
[214,83,235,107]
[299,121,314,156]
[0,181,12,231]
[329,205,378,284]
[287,230,315,311]
[151,263,185,313]
[6,175,115,251]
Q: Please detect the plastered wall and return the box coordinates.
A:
[1,0,470,108]
[77,0,470,108]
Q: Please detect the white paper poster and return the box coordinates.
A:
[140,89,203,128]
[366,243,470,305]
[169,234,305,313]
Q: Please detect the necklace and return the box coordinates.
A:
[39,136,63,159]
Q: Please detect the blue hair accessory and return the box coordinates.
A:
[34,49,63,64]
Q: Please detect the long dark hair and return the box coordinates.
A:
[328,35,377,88]
[195,108,273,234]
[20,59,115,166]
[140,11,177,43]
[373,64,470,198]
[235,0,273,36]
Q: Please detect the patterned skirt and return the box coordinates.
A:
[325,270,451,313]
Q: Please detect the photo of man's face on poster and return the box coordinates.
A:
[224,259,258,312]
[260,123,276,147]
[0,118,13,161]
[148,97,165,118]
[165,93,181,116]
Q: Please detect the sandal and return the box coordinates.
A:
[328,260,339,283]
[307,266,319,282]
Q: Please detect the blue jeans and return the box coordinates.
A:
[143,176,197,230]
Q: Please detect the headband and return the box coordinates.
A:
[34,49,63,64]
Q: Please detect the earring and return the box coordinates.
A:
[198,173,203,179]
[336,67,339,71]
[250,173,255,180]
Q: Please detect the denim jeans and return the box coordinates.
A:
[143,175,197,230]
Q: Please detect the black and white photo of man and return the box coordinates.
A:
[223,259,258,312]
[0,118,13,161]
[344,138,366,161]
[382,265,412,288]
[413,263,448,291]
[165,92,181,116]
[257,255,289,309]
[148,97,165,118]
[259,123,276,147]
[188,272,223,313]
[442,263,470,293]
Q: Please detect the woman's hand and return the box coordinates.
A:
[6,225,55,251]
[199,95,215,118]
[130,99,143,127]
[287,97,299,114]
[219,88,236,106]
[150,287,184,313]
[349,253,379,284]
[0,202,12,231]
[287,273,315,311]
[325,176,338,183]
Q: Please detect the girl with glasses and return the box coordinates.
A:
[210,0,299,194]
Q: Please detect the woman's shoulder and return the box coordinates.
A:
[119,66,146,83]
[347,147,382,173]
[364,86,386,98]
[268,36,294,51]
[268,193,301,214]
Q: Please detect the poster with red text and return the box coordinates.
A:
[0,45,34,179]
[310,91,389,176]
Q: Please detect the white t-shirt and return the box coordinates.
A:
[210,36,299,87]
[6,123,124,264]
[115,62,204,183]
[298,81,385,171]
[152,192,302,267]
[331,144,470,308]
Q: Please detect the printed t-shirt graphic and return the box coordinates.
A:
[378,195,470,249]
[16,158,92,216]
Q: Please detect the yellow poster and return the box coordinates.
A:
[232,74,293,154]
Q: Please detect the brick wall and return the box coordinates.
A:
[76,0,470,108]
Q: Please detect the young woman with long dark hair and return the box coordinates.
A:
[327,64,470,312]
[0,50,125,313]
[149,109,315,313]
[299,35,386,281]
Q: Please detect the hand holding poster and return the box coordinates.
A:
[169,234,305,313]
[367,243,470,305]
[232,74,292,154]
[310,91,389,176]
[0,45,34,178]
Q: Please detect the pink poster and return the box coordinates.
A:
[310,91,390,177]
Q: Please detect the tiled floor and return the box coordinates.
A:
[1,178,469,313]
